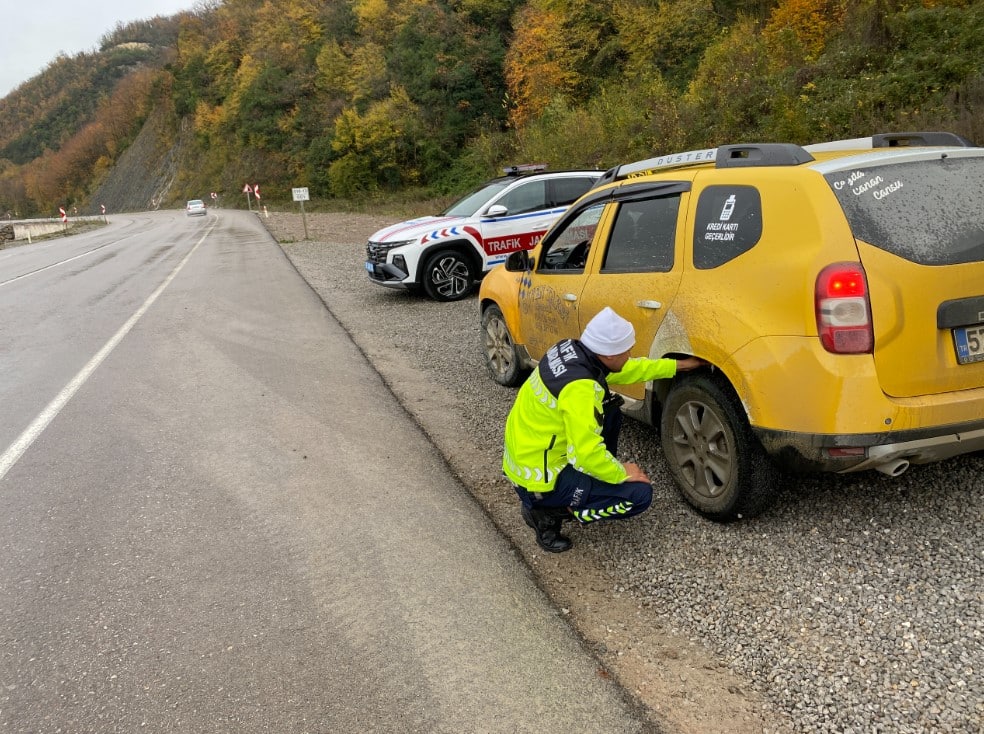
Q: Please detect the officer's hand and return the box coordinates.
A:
[675,357,708,372]
[623,462,650,483]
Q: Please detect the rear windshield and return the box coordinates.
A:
[824,156,984,265]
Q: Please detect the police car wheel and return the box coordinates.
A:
[481,304,527,387]
[421,250,474,302]
[660,374,779,522]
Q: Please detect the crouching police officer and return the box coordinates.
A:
[503,307,705,552]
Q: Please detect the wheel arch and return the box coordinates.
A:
[479,298,537,370]
[414,239,483,282]
[659,369,781,521]
[649,358,747,427]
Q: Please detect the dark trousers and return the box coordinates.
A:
[512,404,653,524]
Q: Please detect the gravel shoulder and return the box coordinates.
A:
[261,210,982,734]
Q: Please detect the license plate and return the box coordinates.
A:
[953,323,984,364]
[365,261,374,273]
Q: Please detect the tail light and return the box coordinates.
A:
[815,263,873,354]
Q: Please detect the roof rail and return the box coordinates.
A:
[716,143,814,167]
[873,131,976,148]
[595,148,717,186]
[804,131,977,152]
[595,143,815,186]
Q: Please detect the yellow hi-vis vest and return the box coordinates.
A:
[502,339,678,494]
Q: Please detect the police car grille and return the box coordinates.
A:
[366,242,388,264]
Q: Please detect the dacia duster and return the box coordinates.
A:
[479,132,984,520]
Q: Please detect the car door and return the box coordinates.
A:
[576,184,690,400]
[517,200,612,359]
[478,178,556,266]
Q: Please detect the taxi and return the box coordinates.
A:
[479,132,984,520]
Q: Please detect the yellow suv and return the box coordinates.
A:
[479,132,984,521]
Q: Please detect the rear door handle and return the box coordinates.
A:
[636,300,662,309]
[563,293,578,302]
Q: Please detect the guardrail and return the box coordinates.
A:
[1,216,105,245]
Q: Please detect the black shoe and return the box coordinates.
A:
[521,505,573,553]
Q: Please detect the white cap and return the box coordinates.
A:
[580,307,635,356]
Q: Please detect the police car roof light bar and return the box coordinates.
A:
[502,163,548,175]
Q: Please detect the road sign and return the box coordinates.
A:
[292,187,310,202]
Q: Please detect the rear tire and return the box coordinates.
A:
[421,249,475,302]
[660,374,779,521]
[481,305,528,386]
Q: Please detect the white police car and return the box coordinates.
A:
[365,166,601,301]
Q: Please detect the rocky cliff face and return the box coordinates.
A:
[86,107,190,214]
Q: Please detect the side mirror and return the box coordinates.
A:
[505,249,531,272]
[486,204,508,218]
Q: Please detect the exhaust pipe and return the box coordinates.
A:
[874,458,910,477]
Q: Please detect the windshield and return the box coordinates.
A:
[825,155,984,265]
[442,180,511,217]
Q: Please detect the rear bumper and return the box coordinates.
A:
[754,418,984,475]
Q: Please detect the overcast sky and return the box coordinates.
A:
[0,1,195,98]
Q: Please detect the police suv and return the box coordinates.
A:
[365,166,601,301]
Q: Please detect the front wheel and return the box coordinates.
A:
[421,250,475,302]
[481,305,528,386]
[660,374,779,521]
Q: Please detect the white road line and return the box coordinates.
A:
[0,221,217,481]
[0,243,118,288]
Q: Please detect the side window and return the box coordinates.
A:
[693,185,763,269]
[496,180,548,215]
[550,177,597,207]
[601,195,679,273]
[538,203,606,272]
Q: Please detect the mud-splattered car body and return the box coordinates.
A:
[479,133,984,520]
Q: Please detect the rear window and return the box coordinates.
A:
[825,156,984,265]
[550,176,598,207]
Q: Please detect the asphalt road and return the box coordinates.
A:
[0,211,653,733]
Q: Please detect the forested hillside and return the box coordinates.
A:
[2,0,983,217]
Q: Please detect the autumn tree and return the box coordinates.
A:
[612,0,719,89]
[681,17,775,145]
[328,86,425,195]
[504,3,584,128]
[762,0,847,67]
